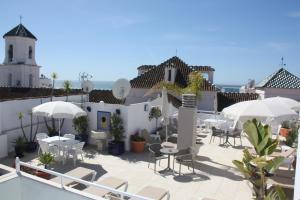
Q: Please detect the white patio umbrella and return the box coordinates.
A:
[32,101,87,137]
[222,99,298,124]
[263,97,300,112]
[162,88,169,141]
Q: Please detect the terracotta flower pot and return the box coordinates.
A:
[280,128,291,137]
[131,141,145,153]
[34,170,51,180]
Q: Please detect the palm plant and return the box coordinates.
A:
[50,72,58,101]
[63,80,72,102]
[38,152,55,169]
[146,71,203,98]
[110,113,125,142]
[233,119,285,200]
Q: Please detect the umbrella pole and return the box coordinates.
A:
[165,117,168,142]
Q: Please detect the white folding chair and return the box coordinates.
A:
[36,133,49,155]
[69,142,85,166]
[64,134,76,140]
[38,140,59,156]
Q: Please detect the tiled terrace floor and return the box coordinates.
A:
[1,131,257,200]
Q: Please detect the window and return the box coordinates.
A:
[168,69,172,82]
[8,73,12,87]
[8,45,13,62]
[29,74,33,87]
[28,46,32,59]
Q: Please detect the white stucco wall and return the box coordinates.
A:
[0,95,84,157]
[260,88,300,101]
[85,97,166,151]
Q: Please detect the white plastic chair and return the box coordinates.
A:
[38,140,59,156]
[64,134,76,140]
[36,133,49,155]
[69,142,85,166]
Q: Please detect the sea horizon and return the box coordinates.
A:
[55,80,242,93]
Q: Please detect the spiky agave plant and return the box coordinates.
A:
[233,119,285,200]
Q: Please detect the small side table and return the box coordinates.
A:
[159,148,179,174]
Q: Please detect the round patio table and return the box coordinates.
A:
[159,148,178,174]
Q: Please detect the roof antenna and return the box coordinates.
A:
[280,56,286,68]
[175,49,178,57]
[19,15,22,24]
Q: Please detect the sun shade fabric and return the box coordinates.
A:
[32,101,87,119]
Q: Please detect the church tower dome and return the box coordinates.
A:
[3,23,37,65]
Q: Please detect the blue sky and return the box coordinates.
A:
[0,0,299,85]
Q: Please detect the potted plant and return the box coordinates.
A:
[18,112,39,152]
[35,152,54,179]
[130,131,146,153]
[233,119,286,200]
[108,113,125,155]
[73,116,89,144]
[285,123,299,147]
[13,136,26,158]
[280,121,292,137]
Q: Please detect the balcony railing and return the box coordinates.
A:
[15,157,153,200]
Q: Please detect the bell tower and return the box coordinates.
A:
[3,23,37,65]
[0,22,40,88]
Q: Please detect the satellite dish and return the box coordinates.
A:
[81,80,94,93]
[112,78,131,100]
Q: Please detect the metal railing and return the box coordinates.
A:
[15,157,153,200]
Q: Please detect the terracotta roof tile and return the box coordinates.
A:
[217,92,259,111]
[89,90,124,104]
[131,56,216,91]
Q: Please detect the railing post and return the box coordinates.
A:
[15,157,20,174]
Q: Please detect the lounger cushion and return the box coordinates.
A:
[84,176,126,197]
[136,186,168,200]
[51,167,95,186]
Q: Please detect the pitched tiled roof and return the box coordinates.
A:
[131,56,216,91]
[3,24,37,40]
[0,87,83,102]
[217,92,259,112]
[89,90,125,104]
[256,68,300,89]
[167,93,182,108]
[137,65,156,70]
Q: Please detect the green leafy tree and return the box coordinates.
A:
[148,107,162,130]
[233,119,285,200]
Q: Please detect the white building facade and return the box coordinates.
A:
[0,23,40,88]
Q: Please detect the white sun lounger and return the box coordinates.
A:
[132,186,170,200]
[51,167,96,186]
[83,176,128,197]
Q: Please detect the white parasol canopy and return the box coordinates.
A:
[263,97,300,112]
[222,99,298,123]
[32,101,87,138]
[32,101,87,119]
